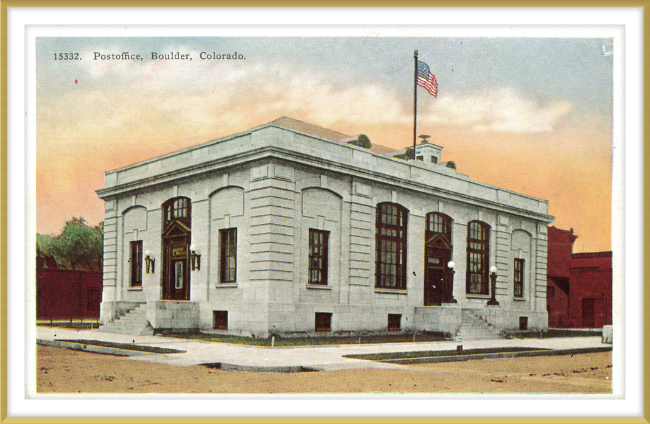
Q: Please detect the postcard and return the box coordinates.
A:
[7,9,641,421]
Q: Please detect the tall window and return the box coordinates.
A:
[308,229,329,285]
[220,228,237,283]
[130,241,143,287]
[514,258,524,297]
[466,221,490,294]
[376,203,408,289]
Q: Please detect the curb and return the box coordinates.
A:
[380,346,613,364]
[38,339,149,357]
[201,362,321,373]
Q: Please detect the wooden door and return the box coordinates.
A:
[424,267,443,306]
[162,233,190,300]
[424,246,449,306]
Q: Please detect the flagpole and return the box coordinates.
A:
[413,50,418,160]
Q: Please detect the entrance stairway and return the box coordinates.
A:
[98,303,154,336]
[457,308,504,341]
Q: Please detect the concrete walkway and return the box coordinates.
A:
[36,326,609,372]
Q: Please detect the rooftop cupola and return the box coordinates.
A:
[415,143,444,164]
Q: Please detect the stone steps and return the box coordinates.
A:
[457,309,503,341]
[99,304,154,336]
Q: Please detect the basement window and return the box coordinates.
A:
[387,314,402,331]
[519,316,528,331]
[315,312,332,333]
[213,311,228,330]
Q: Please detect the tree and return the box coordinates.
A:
[404,147,415,160]
[347,134,372,149]
[446,161,457,170]
[37,217,103,272]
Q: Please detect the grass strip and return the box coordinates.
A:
[508,329,602,339]
[344,347,550,362]
[55,339,185,354]
[165,333,448,347]
[37,322,100,329]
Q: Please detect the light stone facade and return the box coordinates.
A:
[97,118,554,337]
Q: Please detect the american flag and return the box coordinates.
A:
[417,61,438,97]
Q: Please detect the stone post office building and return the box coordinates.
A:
[96,117,554,338]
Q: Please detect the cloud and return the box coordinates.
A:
[422,88,572,133]
[41,55,573,150]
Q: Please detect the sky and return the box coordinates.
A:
[35,36,614,252]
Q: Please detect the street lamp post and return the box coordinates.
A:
[487,266,499,306]
[446,261,458,303]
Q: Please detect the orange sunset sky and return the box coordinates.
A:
[36,37,613,252]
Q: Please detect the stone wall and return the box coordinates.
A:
[98,123,554,336]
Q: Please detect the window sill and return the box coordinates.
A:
[307,284,332,290]
[215,283,238,289]
[127,286,143,291]
[512,297,527,301]
[375,288,408,295]
[465,294,490,299]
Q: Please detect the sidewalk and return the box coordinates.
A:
[36,326,609,372]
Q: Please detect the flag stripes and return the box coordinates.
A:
[417,61,438,97]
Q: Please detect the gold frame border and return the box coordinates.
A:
[1,3,647,424]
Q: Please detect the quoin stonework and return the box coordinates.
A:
[96,117,555,338]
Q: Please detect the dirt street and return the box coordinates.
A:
[36,345,611,394]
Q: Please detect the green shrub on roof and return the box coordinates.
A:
[347,134,372,149]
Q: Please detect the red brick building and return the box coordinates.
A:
[546,227,612,328]
[37,250,103,321]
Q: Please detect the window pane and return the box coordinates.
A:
[467,221,490,294]
[514,258,524,297]
[174,262,183,289]
[220,229,237,283]
[308,229,329,285]
[376,203,408,289]
[130,241,143,287]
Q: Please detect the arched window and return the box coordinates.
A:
[376,203,408,289]
[426,212,452,243]
[466,221,490,295]
[163,197,191,228]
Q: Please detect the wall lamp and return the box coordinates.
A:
[487,266,499,306]
[190,245,201,271]
[145,251,155,274]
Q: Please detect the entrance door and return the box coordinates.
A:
[424,267,443,306]
[582,298,595,328]
[424,247,449,306]
[161,197,192,301]
[162,233,190,300]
